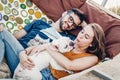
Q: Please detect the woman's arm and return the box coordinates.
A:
[46,46,98,71]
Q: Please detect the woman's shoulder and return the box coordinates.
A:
[85,53,99,59]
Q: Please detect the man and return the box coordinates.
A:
[13,8,86,48]
[0,8,86,80]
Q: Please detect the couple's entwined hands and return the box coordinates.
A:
[29,45,46,56]
[19,44,49,70]
[19,51,35,70]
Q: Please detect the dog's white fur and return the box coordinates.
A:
[27,34,50,46]
[13,37,74,80]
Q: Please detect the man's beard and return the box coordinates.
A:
[59,18,68,32]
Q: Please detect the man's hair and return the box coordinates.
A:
[67,8,86,24]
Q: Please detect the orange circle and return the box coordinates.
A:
[9,15,15,21]
[9,0,14,3]
[28,9,34,15]
[19,0,25,2]
[18,25,23,30]
[35,11,41,18]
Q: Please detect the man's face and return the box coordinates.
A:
[59,12,81,31]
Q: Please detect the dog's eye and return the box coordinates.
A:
[64,45,68,49]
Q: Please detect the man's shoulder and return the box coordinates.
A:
[33,20,51,29]
[34,20,49,25]
[23,19,51,32]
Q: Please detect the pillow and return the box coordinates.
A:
[80,3,120,59]
[0,0,53,34]
[32,0,120,59]
[32,0,86,22]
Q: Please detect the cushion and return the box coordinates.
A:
[0,0,53,34]
[32,0,120,59]
[31,0,86,21]
[80,3,120,59]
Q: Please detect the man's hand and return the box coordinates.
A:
[29,43,50,56]
[19,51,35,70]
[30,44,48,55]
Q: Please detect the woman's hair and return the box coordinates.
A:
[87,23,106,60]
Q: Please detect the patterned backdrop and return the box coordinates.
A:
[0,0,53,34]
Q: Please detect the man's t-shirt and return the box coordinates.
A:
[18,20,76,48]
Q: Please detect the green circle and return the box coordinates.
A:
[48,20,53,24]
[0,23,5,27]
[13,30,19,34]
[1,0,7,4]
[3,15,9,21]
[21,10,28,17]
[4,6,11,14]
[0,3,4,11]
[24,19,30,24]
[20,4,26,9]
[14,22,17,26]
[26,0,33,7]
[41,17,47,22]
[6,22,14,29]
[12,8,19,16]
[28,15,32,20]
[15,17,23,24]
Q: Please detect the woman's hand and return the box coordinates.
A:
[19,51,35,70]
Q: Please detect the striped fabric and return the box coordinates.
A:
[0,59,11,78]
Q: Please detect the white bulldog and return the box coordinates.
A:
[13,37,74,80]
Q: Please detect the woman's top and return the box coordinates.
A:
[50,51,96,79]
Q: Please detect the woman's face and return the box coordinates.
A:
[74,25,94,49]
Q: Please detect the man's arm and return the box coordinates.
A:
[14,20,44,40]
[0,24,26,39]
[13,29,27,39]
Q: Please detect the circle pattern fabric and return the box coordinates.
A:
[0,0,53,34]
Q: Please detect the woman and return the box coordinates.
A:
[0,23,105,79]
[38,23,106,79]
[19,23,106,79]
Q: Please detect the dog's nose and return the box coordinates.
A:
[69,42,74,46]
